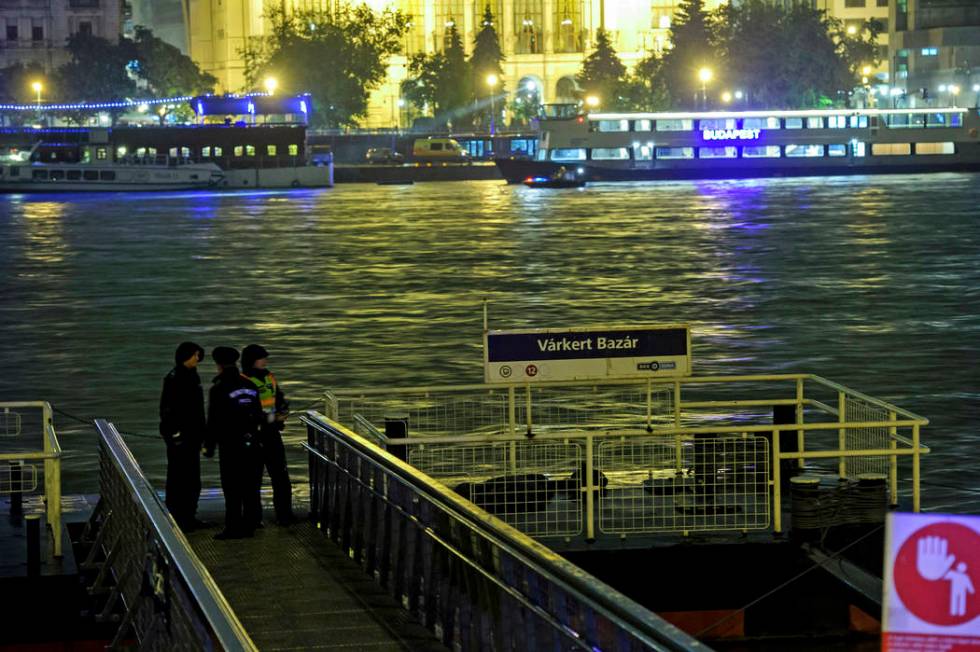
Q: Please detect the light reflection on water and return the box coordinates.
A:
[0,175,978,513]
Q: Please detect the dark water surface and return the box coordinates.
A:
[1,176,978,512]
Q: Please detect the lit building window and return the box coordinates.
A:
[267,145,277,156]
[514,0,543,54]
[288,144,299,156]
[554,0,584,53]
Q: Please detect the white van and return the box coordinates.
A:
[412,138,469,162]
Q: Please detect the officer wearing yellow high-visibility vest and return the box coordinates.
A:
[241,344,295,526]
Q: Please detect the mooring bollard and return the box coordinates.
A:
[384,415,409,462]
[26,514,41,577]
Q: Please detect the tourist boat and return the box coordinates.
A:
[0,153,224,192]
[495,105,980,183]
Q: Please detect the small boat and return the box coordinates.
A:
[523,175,586,189]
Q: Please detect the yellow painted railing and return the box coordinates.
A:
[324,373,929,537]
[0,401,62,556]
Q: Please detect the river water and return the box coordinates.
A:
[1,175,978,513]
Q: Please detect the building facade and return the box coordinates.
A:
[0,0,123,72]
[128,0,188,53]
[889,0,980,107]
[186,0,896,127]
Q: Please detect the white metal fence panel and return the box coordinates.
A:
[409,440,585,537]
[1,409,22,437]
[597,435,770,534]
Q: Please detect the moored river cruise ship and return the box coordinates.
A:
[495,106,980,183]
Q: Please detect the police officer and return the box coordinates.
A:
[241,344,295,525]
[159,341,207,531]
[204,346,264,540]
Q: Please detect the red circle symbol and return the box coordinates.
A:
[525,364,538,377]
[894,522,980,626]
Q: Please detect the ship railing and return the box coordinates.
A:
[0,401,62,556]
[84,419,256,650]
[324,373,929,538]
[302,411,708,651]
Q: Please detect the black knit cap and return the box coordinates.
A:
[211,346,240,366]
[241,344,269,370]
[174,341,204,365]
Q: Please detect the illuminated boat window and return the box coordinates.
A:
[214,146,223,157]
[267,145,278,156]
[785,144,824,157]
[828,144,848,157]
[655,146,694,159]
[849,115,868,128]
[655,119,693,132]
[288,144,299,156]
[535,148,548,161]
[872,143,911,156]
[698,146,737,159]
[591,147,630,160]
[785,118,803,129]
[828,115,847,128]
[202,147,211,157]
[885,113,910,128]
[852,141,866,157]
[700,118,737,131]
[743,145,781,158]
[634,143,654,160]
[915,142,955,155]
[744,117,780,130]
[596,119,629,132]
[551,148,587,161]
[246,145,256,157]
[951,113,962,127]
[807,117,824,129]
[634,119,652,131]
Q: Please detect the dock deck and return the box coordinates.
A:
[187,497,445,651]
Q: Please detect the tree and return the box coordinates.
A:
[508,82,541,128]
[712,0,875,108]
[576,29,629,110]
[657,0,715,108]
[131,26,217,123]
[401,25,470,129]
[622,51,670,111]
[469,5,505,128]
[241,3,408,128]
[53,33,138,124]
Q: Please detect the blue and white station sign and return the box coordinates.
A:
[483,324,692,384]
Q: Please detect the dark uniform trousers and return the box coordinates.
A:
[165,440,202,524]
[256,425,293,521]
[219,440,263,533]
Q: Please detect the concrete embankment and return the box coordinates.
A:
[334,162,502,184]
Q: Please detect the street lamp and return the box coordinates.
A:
[31,81,42,106]
[585,95,600,109]
[721,91,732,104]
[950,84,960,106]
[697,67,713,110]
[486,73,498,135]
[264,76,278,96]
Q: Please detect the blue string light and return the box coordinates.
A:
[0,92,278,113]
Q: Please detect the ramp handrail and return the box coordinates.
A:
[93,419,256,651]
[0,401,62,556]
[302,410,708,651]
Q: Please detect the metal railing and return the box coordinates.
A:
[303,411,708,652]
[325,373,930,537]
[0,401,62,556]
[87,419,256,651]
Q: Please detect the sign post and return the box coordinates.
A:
[483,324,691,384]
[884,512,980,651]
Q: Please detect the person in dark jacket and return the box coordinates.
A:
[242,344,294,526]
[159,341,207,530]
[204,346,264,540]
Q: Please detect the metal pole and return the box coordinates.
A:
[585,434,595,541]
[889,410,898,507]
[796,378,805,469]
[837,391,847,478]
[772,427,782,534]
[912,423,921,512]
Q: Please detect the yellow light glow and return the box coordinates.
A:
[950,85,960,95]
[486,73,498,88]
[31,81,42,93]
[264,76,278,95]
[585,95,600,108]
[862,65,872,76]
[721,91,732,103]
[698,67,713,84]
[847,25,857,35]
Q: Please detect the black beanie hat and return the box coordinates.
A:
[212,346,240,366]
[175,341,204,365]
[241,344,269,370]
